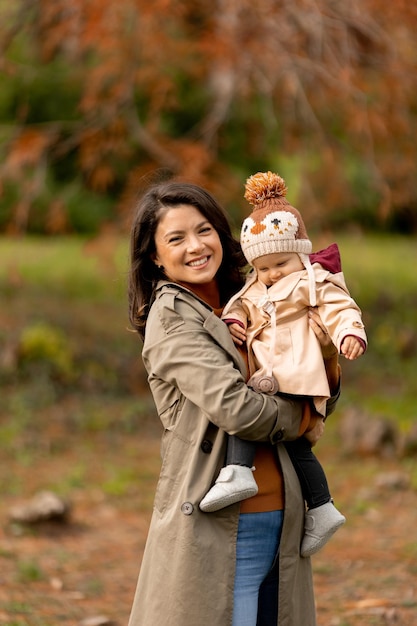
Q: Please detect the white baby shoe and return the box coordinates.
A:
[199,465,258,513]
[301,501,346,557]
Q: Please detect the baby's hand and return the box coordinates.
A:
[228,323,247,346]
[341,336,364,360]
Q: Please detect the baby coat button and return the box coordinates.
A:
[181,502,194,515]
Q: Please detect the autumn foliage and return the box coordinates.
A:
[0,0,416,233]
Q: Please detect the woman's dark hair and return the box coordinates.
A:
[128,180,246,338]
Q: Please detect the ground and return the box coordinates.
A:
[1,422,416,626]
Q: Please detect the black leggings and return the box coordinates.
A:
[284,437,330,509]
[226,434,330,509]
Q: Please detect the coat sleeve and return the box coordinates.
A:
[315,272,367,352]
[221,298,249,328]
[142,291,304,445]
[325,379,341,417]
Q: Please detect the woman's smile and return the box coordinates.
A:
[187,255,210,268]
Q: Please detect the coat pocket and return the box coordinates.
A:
[153,428,190,515]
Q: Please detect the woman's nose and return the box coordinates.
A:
[187,235,204,252]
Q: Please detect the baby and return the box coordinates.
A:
[200,171,367,557]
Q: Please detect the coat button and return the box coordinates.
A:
[181,502,194,515]
[201,439,213,454]
[275,428,285,441]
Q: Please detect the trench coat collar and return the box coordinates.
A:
[154,280,247,374]
[155,280,215,311]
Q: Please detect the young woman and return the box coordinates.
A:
[127,179,341,626]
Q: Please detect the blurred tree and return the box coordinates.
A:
[0,0,416,233]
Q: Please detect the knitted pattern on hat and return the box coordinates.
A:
[241,171,312,265]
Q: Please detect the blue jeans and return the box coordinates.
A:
[232,510,284,626]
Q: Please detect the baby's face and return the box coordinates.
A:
[252,252,304,287]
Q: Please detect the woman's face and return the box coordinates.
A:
[153,205,223,285]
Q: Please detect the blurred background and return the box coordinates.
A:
[0,2,416,625]
[1,0,417,233]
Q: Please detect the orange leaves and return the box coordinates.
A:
[173,140,213,185]
[1,0,417,233]
[5,129,53,176]
[77,118,130,192]
[38,0,82,62]
[1,128,53,234]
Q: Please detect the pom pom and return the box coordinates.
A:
[244,171,288,206]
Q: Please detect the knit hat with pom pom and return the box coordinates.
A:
[241,171,317,306]
[241,171,312,264]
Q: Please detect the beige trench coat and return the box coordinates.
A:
[128,282,339,626]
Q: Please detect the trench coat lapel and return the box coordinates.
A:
[157,281,247,374]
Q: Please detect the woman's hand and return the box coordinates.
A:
[308,308,338,359]
[304,416,325,447]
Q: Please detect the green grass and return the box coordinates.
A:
[0,235,129,299]
[0,232,416,469]
[332,234,417,422]
[1,232,415,626]
[16,559,44,584]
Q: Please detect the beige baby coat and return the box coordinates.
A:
[222,262,367,415]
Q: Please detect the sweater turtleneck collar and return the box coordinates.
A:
[178,279,221,311]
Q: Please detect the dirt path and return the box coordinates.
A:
[1,441,416,626]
